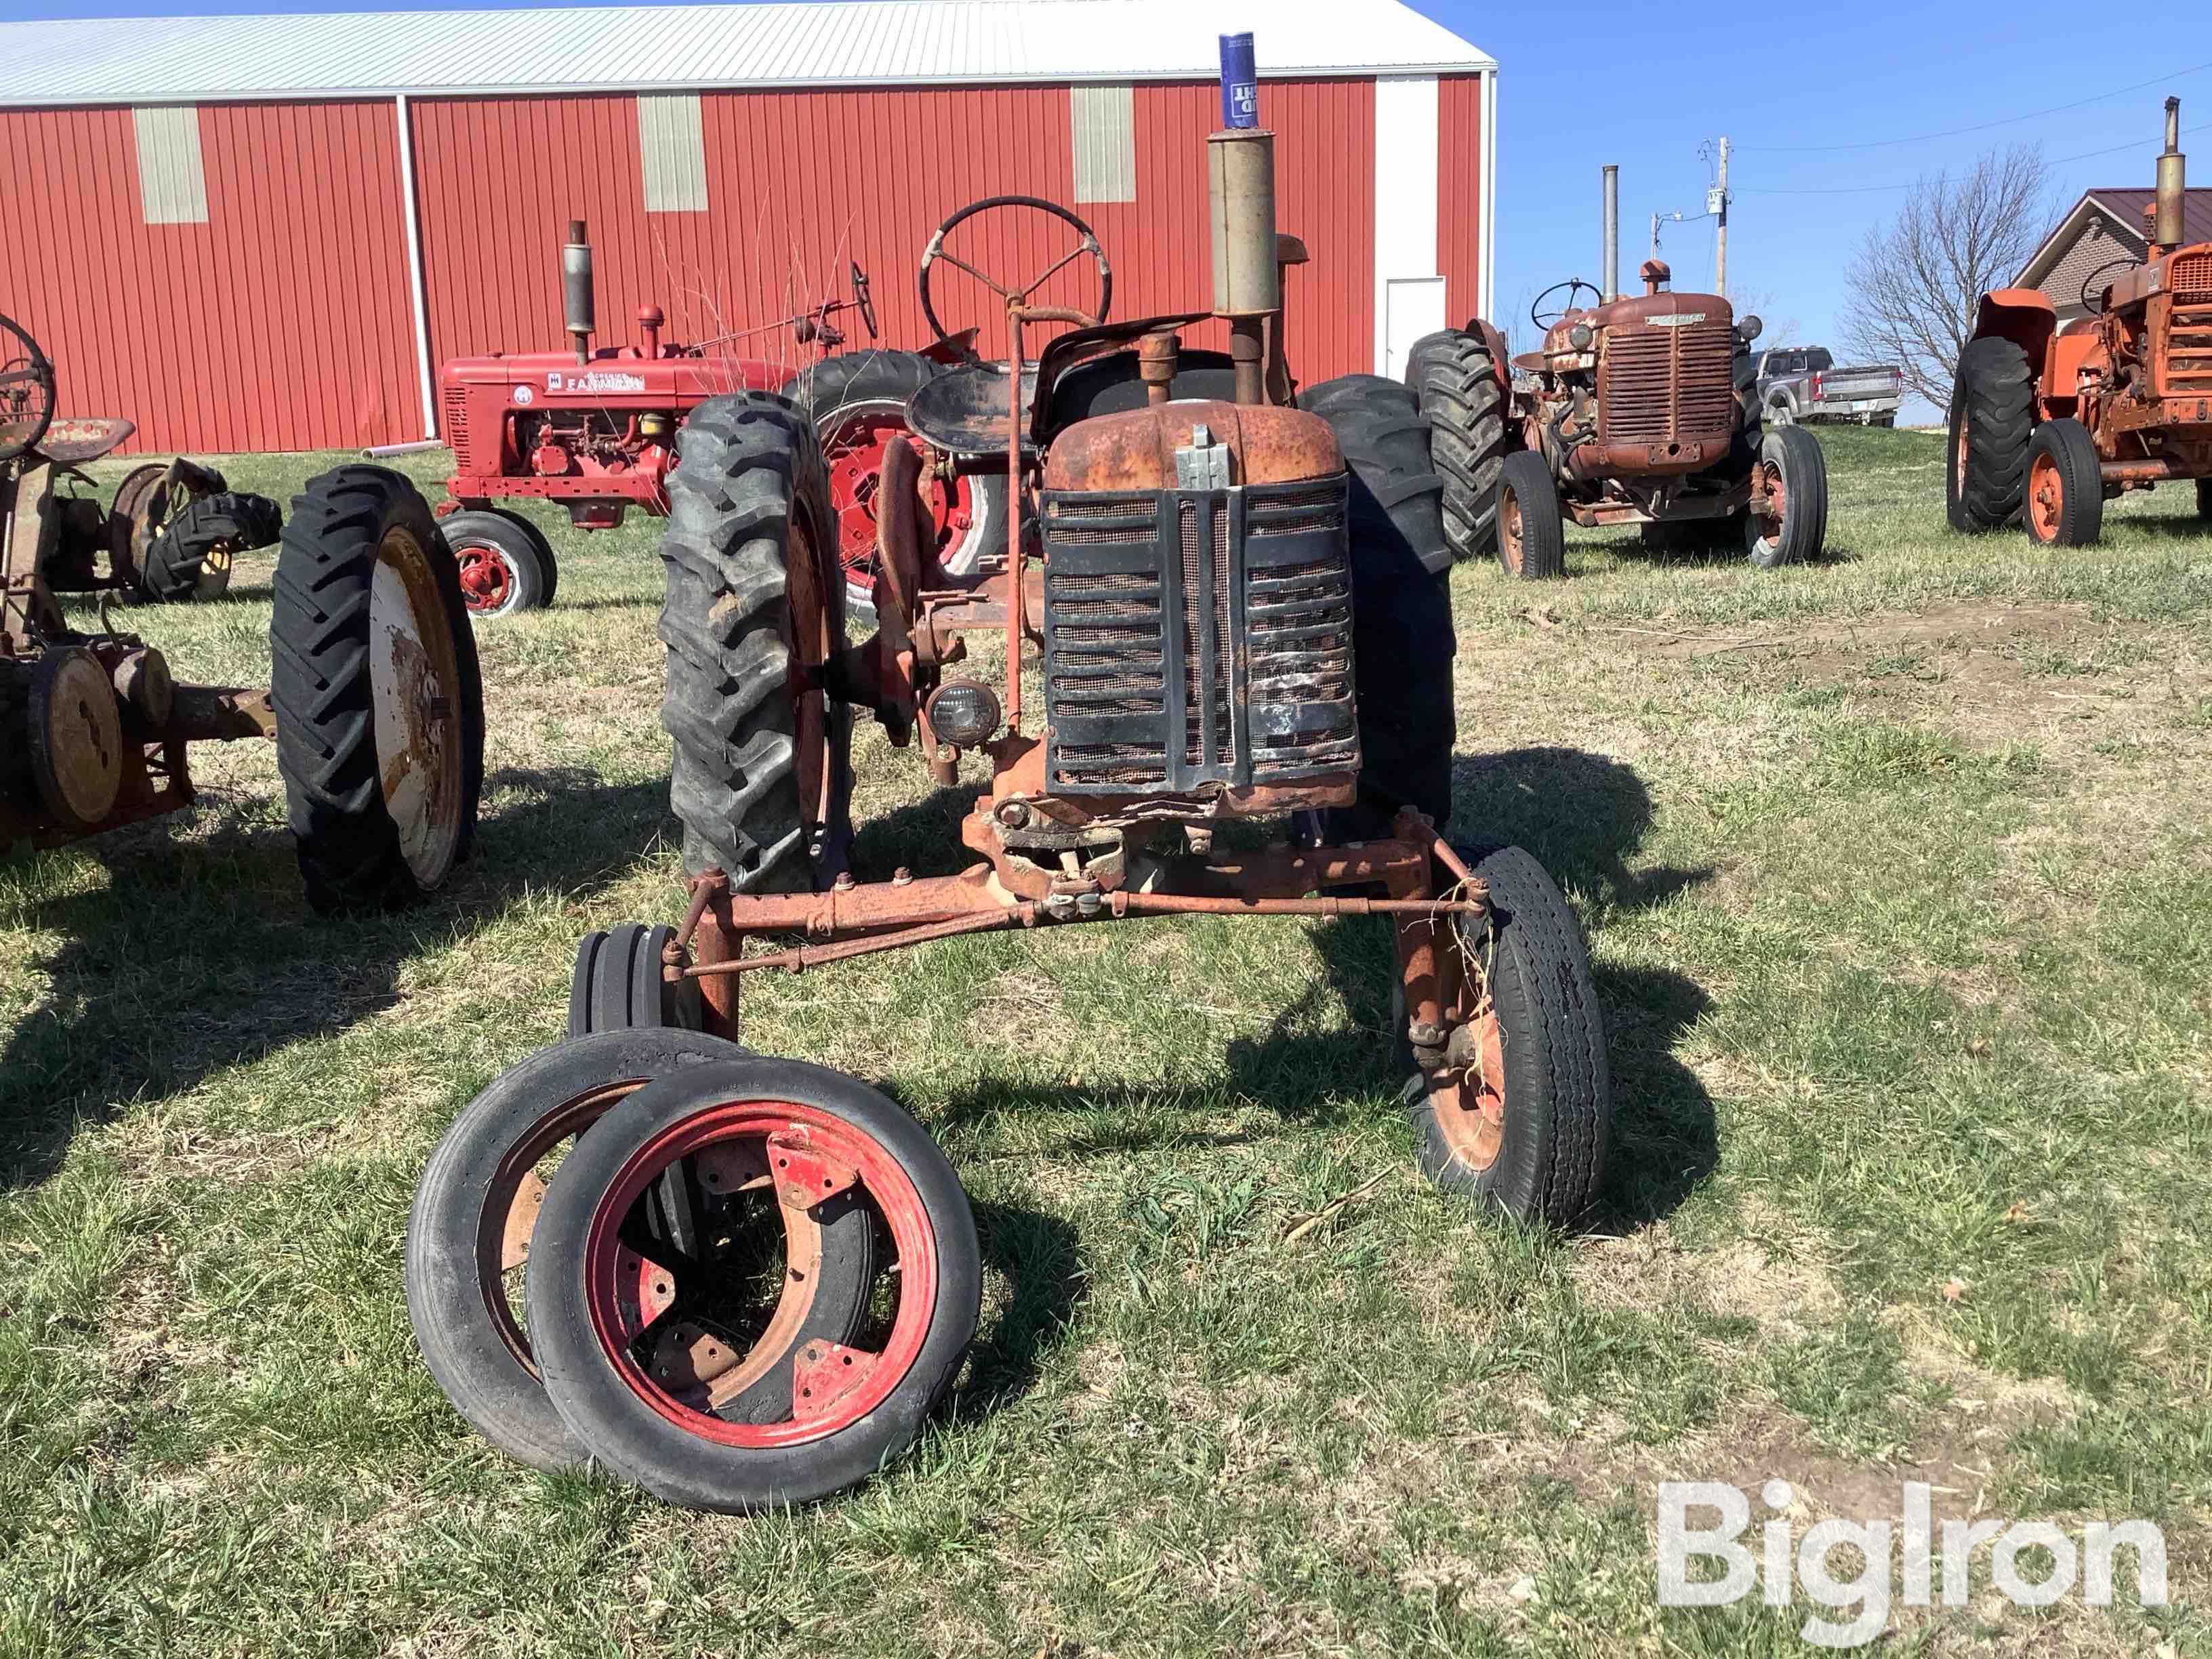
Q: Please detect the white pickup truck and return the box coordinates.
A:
[1753,346,1903,428]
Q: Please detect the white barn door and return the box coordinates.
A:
[1374,75,1443,377]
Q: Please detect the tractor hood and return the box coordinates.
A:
[1544,290,1734,354]
[1041,400,1341,492]
[437,346,788,405]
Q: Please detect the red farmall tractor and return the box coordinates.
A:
[1,315,484,912]
[1401,177,1826,579]
[1950,99,2212,546]
[436,222,1001,618]
[407,87,1616,1512]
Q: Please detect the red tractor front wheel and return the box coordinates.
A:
[443,509,558,617]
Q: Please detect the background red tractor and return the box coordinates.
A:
[1950,98,2212,546]
[435,222,1002,617]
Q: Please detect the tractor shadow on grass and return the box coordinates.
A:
[0,765,681,1193]
[943,1200,1087,1422]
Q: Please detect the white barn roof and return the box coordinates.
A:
[0,0,1494,107]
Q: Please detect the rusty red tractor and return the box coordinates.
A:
[1402,176,1825,579]
[1,315,485,912]
[436,221,1002,618]
[407,83,1616,1513]
[1950,99,2212,546]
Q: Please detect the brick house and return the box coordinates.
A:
[2019,186,2212,322]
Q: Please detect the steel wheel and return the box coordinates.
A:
[456,543,515,613]
[818,401,974,607]
[2026,450,2062,542]
[370,523,472,888]
[1498,489,1525,576]
[527,1059,980,1511]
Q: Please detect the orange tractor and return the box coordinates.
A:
[1950,98,2212,545]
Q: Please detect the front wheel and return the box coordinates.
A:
[569,924,705,1036]
[1744,426,1827,568]
[444,509,558,617]
[1402,846,1612,1226]
[270,466,485,913]
[1494,450,1566,579]
[525,1058,981,1513]
[2024,417,2104,547]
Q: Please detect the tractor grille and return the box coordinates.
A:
[1599,316,1737,446]
[2169,302,2212,396]
[1041,476,1357,794]
[443,387,473,464]
[2170,253,2212,303]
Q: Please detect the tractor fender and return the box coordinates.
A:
[1972,288,2058,384]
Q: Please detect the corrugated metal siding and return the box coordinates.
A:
[1436,73,1483,329]
[0,100,419,454]
[413,77,1378,391]
[0,1,1494,106]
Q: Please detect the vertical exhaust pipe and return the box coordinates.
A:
[1210,32,1276,405]
[2156,97,2186,252]
[563,218,596,365]
[1602,165,1620,302]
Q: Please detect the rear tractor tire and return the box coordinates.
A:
[659,392,855,894]
[1946,335,2034,532]
[2023,417,2104,548]
[140,490,282,602]
[1744,426,1828,569]
[270,466,485,914]
[1298,375,1456,834]
[1405,327,1511,562]
[1401,846,1612,1227]
[443,509,558,617]
[1494,450,1567,580]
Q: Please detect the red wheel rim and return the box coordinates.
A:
[580,1098,939,1448]
[455,541,514,613]
[819,404,972,596]
[1500,489,1525,575]
[2026,450,2062,541]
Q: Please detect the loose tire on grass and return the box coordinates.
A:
[1402,846,1611,1226]
[444,509,557,617]
[1495,449,1567,580]
[526,1057,980,1512]
[2023,417,2104,548]
[1405,328,1511,562]
[140,490,282,602]
[1744,426,1828,569]
[405,1027,862,1474]
[659,392,855,893]
[569,924,705,1037]
[270,466,485,914]
[1299,375,1456,834]
[1946,335,2034,532]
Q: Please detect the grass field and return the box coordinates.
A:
[2,425,2208,1656]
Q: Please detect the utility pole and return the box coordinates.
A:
[1713,136,1731,298]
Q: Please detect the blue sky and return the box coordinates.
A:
[6,0,2203,405]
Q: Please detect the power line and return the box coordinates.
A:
[1734,120,2212,197]
[1736,60,2212,153]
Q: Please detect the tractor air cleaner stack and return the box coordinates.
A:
[2156,97,2186,251]
[562,220,595,365]
[1210,31,1276,405]
[1602,165,1620,302]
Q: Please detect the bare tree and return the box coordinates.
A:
[1727,286,1804,349]
[1843,144,2051,407]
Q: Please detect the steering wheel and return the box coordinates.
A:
[850,260,880,341]
[1532,279,1603,332]
[2079,255,2138,316]
[0,313,56,466]
[918,196,1112,347]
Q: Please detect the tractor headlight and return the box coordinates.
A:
[1736,314,1763,344]
[1568,323,1594,350]
[926,679,1002,750]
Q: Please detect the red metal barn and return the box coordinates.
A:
[0,1,1496,456]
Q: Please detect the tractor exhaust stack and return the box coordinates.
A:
[1210,32,1277,405]
[2156,97,2186,253]
[563,219,596,365]
[1602,165,1620,302]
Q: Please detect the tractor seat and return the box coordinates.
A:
[904,362,1041,456]
[36,417,137,465]
[1511,351,1548,374]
